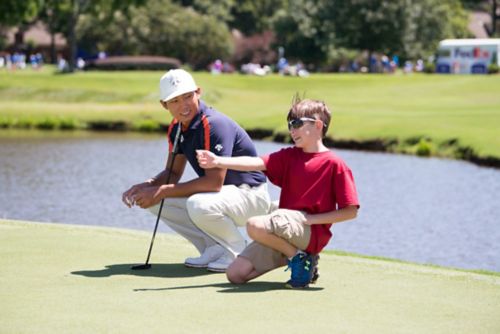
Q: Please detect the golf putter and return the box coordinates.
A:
[132,124,182,270]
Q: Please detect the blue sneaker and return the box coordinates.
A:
[285,252,314,288]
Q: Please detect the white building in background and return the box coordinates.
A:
[436,39,500,74]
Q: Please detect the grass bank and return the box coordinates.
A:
[1,67,499,166]
[1,219,499,333]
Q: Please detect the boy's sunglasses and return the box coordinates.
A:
[287,117,318,130]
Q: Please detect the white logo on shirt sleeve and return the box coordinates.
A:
[215,144,223,152]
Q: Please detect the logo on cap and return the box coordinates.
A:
[169,76,181,87]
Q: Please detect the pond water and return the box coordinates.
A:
[1,131,499,272]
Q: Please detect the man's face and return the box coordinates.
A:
[161,89,201,125]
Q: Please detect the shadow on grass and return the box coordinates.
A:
[71,263,214,278]
[134,281,324,293]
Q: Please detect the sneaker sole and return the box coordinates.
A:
[285,283,309,289]
[184,263,208,269]
[310,270,320,284]
[207,266,227,273]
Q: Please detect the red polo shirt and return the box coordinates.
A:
[262,147,359,254]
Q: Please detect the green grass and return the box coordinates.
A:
[1,219,499,333]
[1,67,499,158]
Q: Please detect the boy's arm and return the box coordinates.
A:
[196,149,266,171]
[305,205,358,225]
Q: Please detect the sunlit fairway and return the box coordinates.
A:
[1,219,499,333]
[1,67,499,158]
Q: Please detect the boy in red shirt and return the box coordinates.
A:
[196,98,359,288]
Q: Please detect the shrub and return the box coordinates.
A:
[78,0,233,70]
[488,63,499,74]
[324,48,362,72]
[415,138,433,156]
[133,119,161,132]
[36,118,59,130]
[15,118,35,129]
[85,56,181,71]
[423,62,435,73]
[0,117,13,128]
[59,118,79,130]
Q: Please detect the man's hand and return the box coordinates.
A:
[122,182,152,208]
[133,185,166,209]
[196,150,218,169]
[122,183,146,208]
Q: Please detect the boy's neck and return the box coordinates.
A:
[300,139,329,153]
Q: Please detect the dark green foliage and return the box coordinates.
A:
[133,119,161,132]
[0,117,13,128]
[0,0,473,70]
[272,0,325,64]
[77,0,233,70]
[15,118,35,129]
[59,118,79,130]
[415,138,434,156]
[273,0,470,67]
[0,0,40,25]
[423,62,436,73]
[488,63,499,74]
[36,118,59,130]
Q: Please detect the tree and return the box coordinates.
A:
[325,0,407,60]
[171,0,234,23]
[63,0,146,71]
[170,0,285,35]
[272,0,470,70]
[229,0,286,35]
[400,0,470,59]
[78,0,233,69]
[0,0,40,26]
[0,0,42,49]
[486,0,499,36]
[0,0,147,71]
[135,0,233,69]
[272,0,326,64]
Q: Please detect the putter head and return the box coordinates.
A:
[131,263,151,270]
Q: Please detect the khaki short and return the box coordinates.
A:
[239,209,311,274]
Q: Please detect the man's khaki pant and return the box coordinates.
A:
[149,183,271,256]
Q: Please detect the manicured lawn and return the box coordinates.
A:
[1,219,499,333]
[1,68,499,158]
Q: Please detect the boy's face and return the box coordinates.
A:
[288,117,323,148]
[160,89,201,126]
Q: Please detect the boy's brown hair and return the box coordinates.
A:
[287,96,331,137]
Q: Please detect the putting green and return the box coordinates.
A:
[1,219,499,333]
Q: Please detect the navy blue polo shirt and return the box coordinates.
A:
[167,101,266,187]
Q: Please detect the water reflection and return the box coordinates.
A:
[0,131,499,272]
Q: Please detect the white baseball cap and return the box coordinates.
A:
[159,69,198,102]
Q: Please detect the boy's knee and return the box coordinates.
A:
[226,270,245,284]
[226,265,248,284]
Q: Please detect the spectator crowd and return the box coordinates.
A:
[0,52,44,70]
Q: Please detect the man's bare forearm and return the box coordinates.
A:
[157,175,223,198]
[148,168,182,186]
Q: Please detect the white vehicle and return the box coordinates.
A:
[436,39,500,74]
